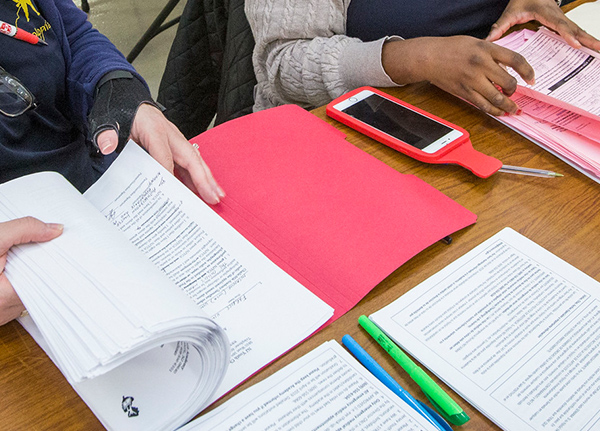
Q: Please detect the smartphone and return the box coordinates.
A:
[326,87,469,160]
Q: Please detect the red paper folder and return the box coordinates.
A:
[191,105,477,320]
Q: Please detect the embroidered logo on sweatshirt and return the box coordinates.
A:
[11,0,50,42]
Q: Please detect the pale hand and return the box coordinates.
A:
[486,0,600,51]
[0,218,63,326]
[96,104,226,205]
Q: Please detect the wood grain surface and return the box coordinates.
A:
[1,2,596,428]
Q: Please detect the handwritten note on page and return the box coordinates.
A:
[372,228,600,431]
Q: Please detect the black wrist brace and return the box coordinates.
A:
[87,71,160,152]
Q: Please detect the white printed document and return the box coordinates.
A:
[566,1,600,41]
[84,143,333,400]
[371,228,600,431]
[182,340,438,431]
[0,143,333,431]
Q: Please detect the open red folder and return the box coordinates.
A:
[190,105,477,320]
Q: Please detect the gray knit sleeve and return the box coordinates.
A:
[245,0,398,111]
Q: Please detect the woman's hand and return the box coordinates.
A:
[486,0,600,51]
[95,104,225,205]
[382,36,535,116]
[0,218,63,326]
[89,75,225,205]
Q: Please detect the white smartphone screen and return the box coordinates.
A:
[333,90,463,154]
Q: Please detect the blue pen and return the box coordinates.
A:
[342,335,451,431]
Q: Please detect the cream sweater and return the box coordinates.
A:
[245,0,399,111]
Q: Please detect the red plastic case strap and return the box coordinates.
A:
[436,141,502,178]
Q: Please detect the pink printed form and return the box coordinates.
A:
[494,28,600,182]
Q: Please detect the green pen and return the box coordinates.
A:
[358,315,470,426]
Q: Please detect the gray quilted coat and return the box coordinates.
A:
[157,0,256,138]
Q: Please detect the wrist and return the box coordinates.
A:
[95,70,137,95]
[382,38,436,86]
[88,73,158,152]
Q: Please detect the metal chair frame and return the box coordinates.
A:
[81,0,182,64]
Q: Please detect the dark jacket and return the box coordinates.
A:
[157,0,256,139]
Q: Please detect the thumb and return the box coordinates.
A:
[486,22,506,42]
[0,217,63,254]
[95,129,119,155]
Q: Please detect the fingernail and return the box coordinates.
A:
[47,223,64,232]
[98,139,112,153]
[217,186,226,198]
[515,109,523,115]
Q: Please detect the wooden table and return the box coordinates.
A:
[1,2,598,429]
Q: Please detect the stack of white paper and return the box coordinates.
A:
[0,173,230,431]
[494,28,600,183]
[0,142,334,431]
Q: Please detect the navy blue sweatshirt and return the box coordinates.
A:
[0,0,140,191]
[347,0,510,41]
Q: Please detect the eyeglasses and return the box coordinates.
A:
[0,65,37,117]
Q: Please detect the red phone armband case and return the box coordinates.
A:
[326,87,502,178]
